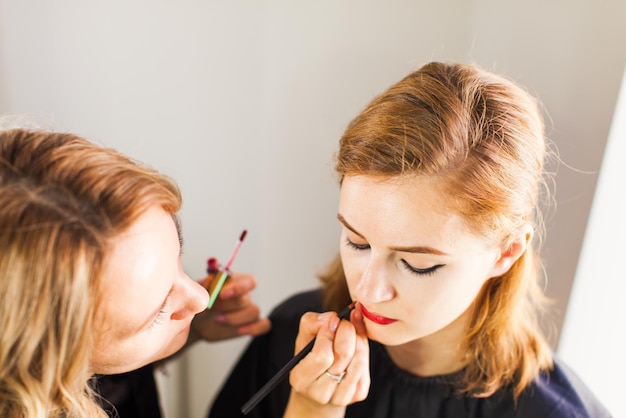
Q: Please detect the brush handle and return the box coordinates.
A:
[240,303,355,415]
[240,337,314,415]
[206,270,229,309]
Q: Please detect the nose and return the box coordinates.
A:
[170,274,210,320]
[353,257,395,305]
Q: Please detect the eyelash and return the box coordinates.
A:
[345,238,444,277]
[149,310,167,330]
[400,260,442,277]
[345,238,370,251]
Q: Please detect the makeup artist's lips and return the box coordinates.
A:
[178,319,193,335]
[360,304,397,325]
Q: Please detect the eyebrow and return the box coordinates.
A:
[336,213,450,256]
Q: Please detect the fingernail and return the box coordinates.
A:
[329,317,339,332]
[318,312,333,321]
[238,325,250,335]
[214,314,226,323]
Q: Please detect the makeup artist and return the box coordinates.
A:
[208,62,610,417]
[0,127,270,418]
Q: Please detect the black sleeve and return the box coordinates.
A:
[208,289,324,418]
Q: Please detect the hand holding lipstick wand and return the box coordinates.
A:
[240,301,357,415]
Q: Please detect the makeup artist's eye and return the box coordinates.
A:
[401,259,444,277]
[345,237,370,251]
[173,214,184,256]
[149,288,174,330]
[148,310,168,330]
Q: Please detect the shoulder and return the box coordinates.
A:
[255,288,324,365]
[518,357,611,417]
[268,288,324,324]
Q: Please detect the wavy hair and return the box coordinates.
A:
[319,62,554,397]
[0,128,181,417]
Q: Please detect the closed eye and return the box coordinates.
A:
[345,237,370,251]
[148,309,167,330]
[148,288,174,330]
[401,259,444,277]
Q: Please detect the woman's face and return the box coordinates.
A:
[91,206,209,374]
[339,175,517,347]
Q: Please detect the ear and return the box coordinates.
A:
[488,225,533,278]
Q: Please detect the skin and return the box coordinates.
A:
[91,206,270,375]
[285,175,529,417]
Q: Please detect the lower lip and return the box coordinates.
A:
[360,305,397,325]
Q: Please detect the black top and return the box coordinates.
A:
[208,289,611,418]
[95,364,163,418]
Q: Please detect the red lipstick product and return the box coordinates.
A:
[205,230,247,309]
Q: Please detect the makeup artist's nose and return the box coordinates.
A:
[170,274,209,320]
[354,256,395,305]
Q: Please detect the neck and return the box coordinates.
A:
[385,305,472,377]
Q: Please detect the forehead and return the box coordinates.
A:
[339,174,452,215]
[339,175,476,249]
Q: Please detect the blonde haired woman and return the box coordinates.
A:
[0,128,270,417]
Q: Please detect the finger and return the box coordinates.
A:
[214,303,261,326]
[330,309,370,404]
[309,319,358,404]
[237,318,272,336]
[290,313,339,392]
[344,308,371,402]
[211,292,251,312]
[326,318,356,376]
[217,272,257,299]
[293,311,330,351]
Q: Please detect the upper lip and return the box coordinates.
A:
[359,304,397,324]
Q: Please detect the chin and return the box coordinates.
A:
[365,326,417,347]
[92,358,153,375]
[162,330,189,356]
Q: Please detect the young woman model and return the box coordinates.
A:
[208,62,610,418]
[0,128,270,417]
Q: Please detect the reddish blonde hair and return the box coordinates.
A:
[319,62,554,397]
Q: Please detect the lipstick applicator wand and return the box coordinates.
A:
[240,301,357,415]
[206,229,247,309]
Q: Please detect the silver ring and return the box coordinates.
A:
[324,370,346,383]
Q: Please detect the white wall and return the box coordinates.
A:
[1,1,625,417]
[558,64,626,418]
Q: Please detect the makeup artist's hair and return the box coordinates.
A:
[319,61,554,398]
[0,128,181,417]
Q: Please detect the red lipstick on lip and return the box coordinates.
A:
[360,304,397,325]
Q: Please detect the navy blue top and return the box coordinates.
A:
[209,289,611,418]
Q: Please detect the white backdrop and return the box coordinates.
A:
[1,1,625,417]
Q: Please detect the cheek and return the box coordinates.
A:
[419,262,492,322]
[92,324,185,374]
